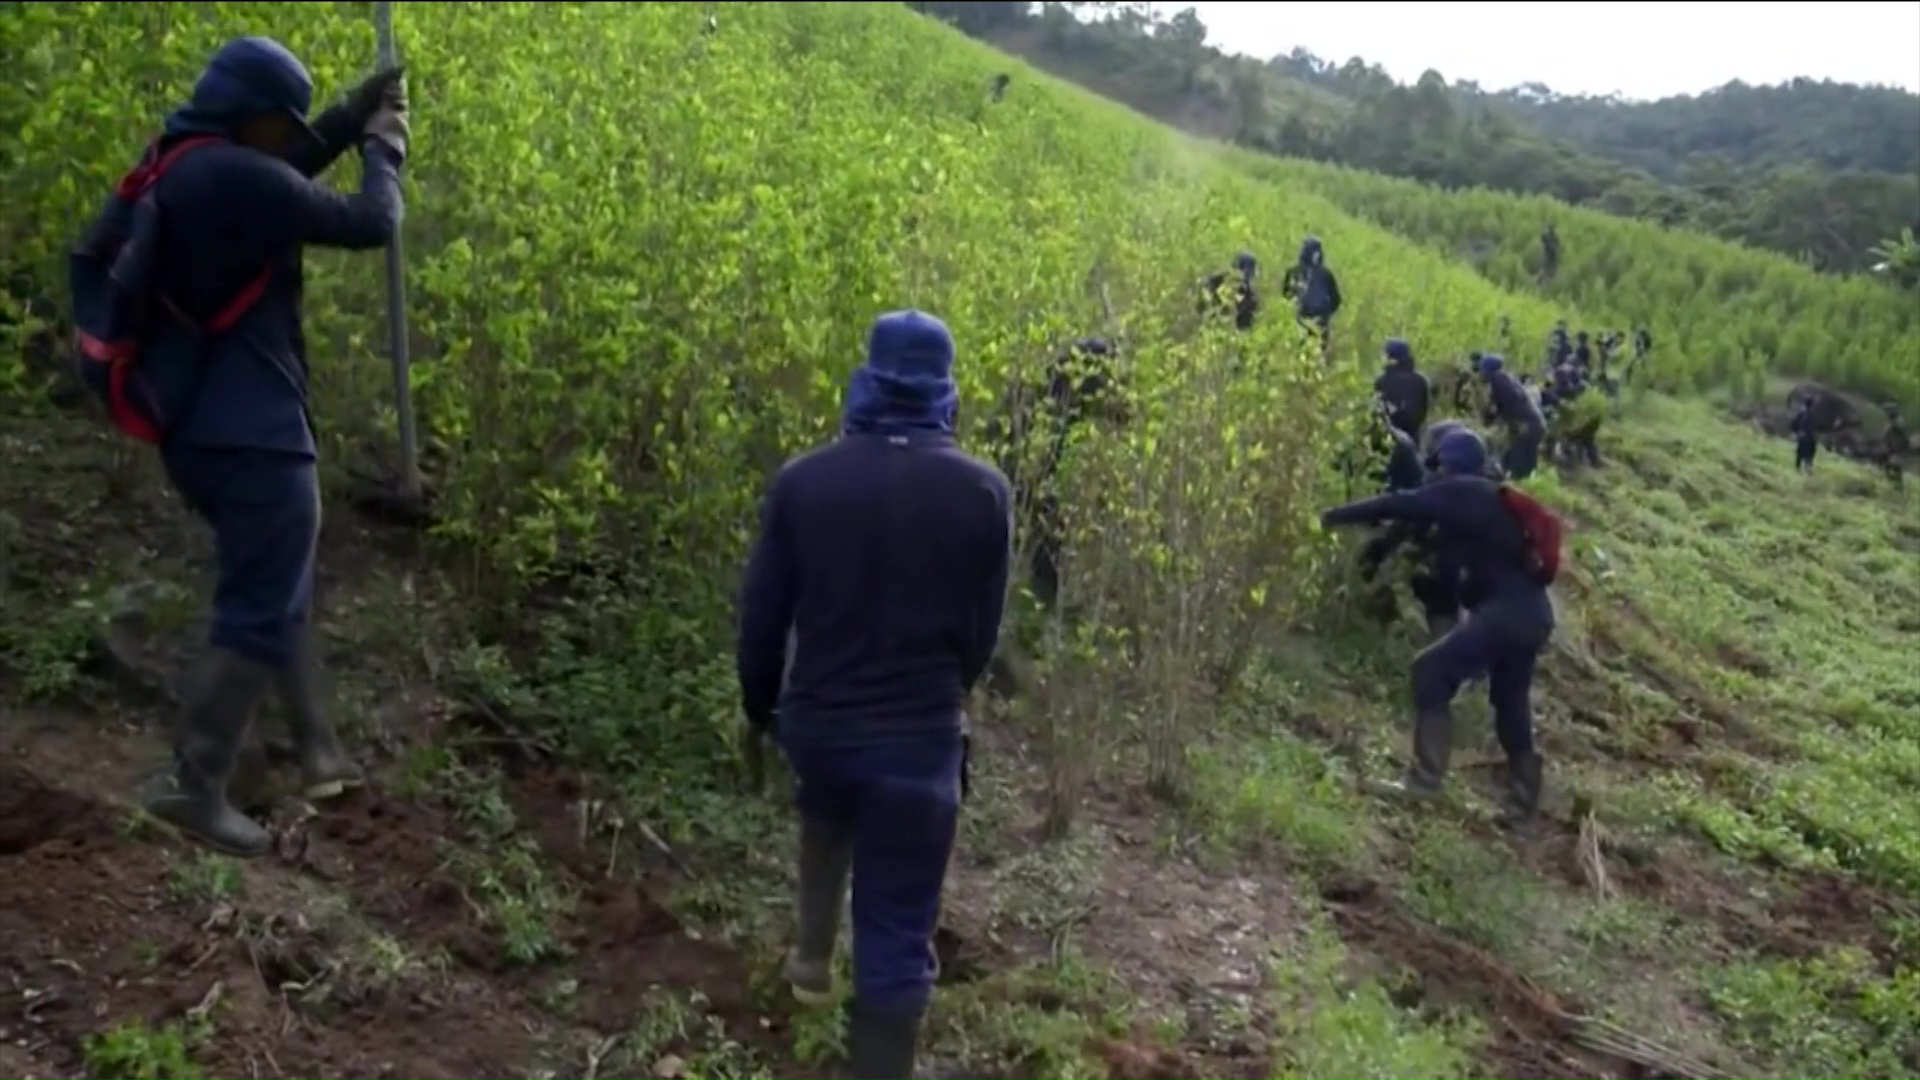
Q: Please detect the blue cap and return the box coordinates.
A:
[1435,429,1488,476]
[186,37,321,143]
[866,309,955,382]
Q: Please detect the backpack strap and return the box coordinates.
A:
[120,135,274,341]
[116,135,227,199]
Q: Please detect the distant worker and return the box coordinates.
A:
[1373,337,1431,441]
[737,310,1012,1080]
[1477,354,1546,481]
[1199,250,1260,332]
[1539,224,1560,281]
[69,37,409,857]
[1283,236,1342,357]
[1880,403,1908,486]
[1546,320,1571,368]
[1322,427,1559,823]
[1790,398,1818,474]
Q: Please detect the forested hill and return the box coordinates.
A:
[912,1,1920,278]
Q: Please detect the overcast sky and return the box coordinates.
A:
[1180,1,1920,100]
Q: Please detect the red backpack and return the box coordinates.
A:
[69,135,271,443]
[1496,484,1565,585]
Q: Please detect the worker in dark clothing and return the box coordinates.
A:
[1373,337,1431,441]
[1572,331,1593,371]
[1539,224,1560,281]
[123,37,409,857]
[1546,321,1571,368]
[1790,399,1818,473]
[1199,251,1259,332]
[737,310,1012,1080]
[1282,236,1342,356]
[1625,325,1652,386]
[995,337,1125,607]
[1880,403,1908,486]
[1477,354,1545,481]
[1380,424,1425,493]
[1361,419,1474,639]
[1322,428,1553,822]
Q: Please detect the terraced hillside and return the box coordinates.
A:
[2,3,1916,1078]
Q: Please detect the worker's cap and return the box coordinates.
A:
[189,37,321,145]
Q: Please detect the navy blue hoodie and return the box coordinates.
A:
[736,311,1014,749]
[136,41,403,458]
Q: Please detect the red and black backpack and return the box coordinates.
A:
[1496,484,1565,585]
[69,136,270,443]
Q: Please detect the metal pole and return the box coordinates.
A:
[374,0,421,501]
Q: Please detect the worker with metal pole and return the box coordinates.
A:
[70,32,410,856]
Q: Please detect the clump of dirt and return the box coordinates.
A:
[1097,1032,1208,1079]
[1321,875,1643,1079]
[0,767,103,855]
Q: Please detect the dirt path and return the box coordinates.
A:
[0,711,794,1080]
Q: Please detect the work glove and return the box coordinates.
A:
[344,66,408,124]
[362,82,410,163]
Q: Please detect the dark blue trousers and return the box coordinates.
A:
[1411,614,1544,757]
[1503,424,1543,481]
[1408,557,1462,624]
[163,446,320,670]
[784,735,962,1016]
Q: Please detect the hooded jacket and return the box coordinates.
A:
[737,311,1014,749]
[134,36,403,457]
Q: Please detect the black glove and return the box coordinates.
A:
[344,66,407,124]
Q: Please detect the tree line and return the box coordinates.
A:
[909,1,1920,280]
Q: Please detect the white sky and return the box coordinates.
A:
[1180,1,1920,100]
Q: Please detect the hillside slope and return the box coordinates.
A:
[3,4,1918,1079]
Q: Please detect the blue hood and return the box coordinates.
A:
[842,309,959,436]
[164,36,319,142]
[1384,337,1414,368]
[1297,236,1324,267]
[1435,429,1488,477]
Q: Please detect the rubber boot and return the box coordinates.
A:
[278,627,362,800]
[847,1000,924,1080]
[783,815,853,1005]
[1370,707,1452,801]
[141,649,274,857]
[1499,752,1544,825]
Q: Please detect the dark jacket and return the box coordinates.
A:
[1381,426,1425,492]
[736,432,1013,749]
[1375,364,1431,437]
[147,103,401,457]
[1200,272,1259,331]
[1324,475,1554,638]
[1485,368,1545,433]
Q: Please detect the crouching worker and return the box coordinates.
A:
[70,37,410,857]
[1477,353,1545,481]
[1321,428,1561,823]
[735,310,1013,1078]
